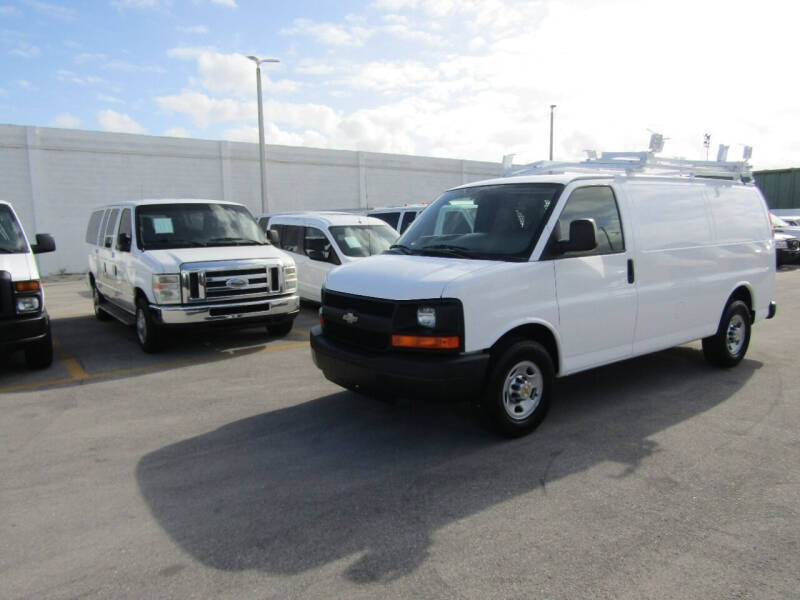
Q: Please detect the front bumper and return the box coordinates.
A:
[310,326,490,401]
[154,294,300,325]
[0,312,49,352]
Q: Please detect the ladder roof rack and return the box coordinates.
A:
[503,151,753,182]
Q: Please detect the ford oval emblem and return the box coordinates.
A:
[226,277,248,289]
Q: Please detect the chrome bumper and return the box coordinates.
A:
[155,294,300,325]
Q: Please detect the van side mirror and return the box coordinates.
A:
[117,232,132,252]
[268,229,280,246]
[31,233,56,254]
[559,219,597,253]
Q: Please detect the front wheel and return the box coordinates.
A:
[702,300,751,368]
[481,340,554,438]
[135,297,163,353]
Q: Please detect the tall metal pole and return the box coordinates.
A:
[549,104,556,161]
[247,55,279,214]
[255,64,267,214]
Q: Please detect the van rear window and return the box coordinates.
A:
[85,210,104,244]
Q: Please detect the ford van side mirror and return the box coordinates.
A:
[267,229,280,246]
[117,232,132,252]
[31,233,56,254]
[559,219,597,253]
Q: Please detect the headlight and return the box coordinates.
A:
[417,306,436,328]
[152,274,181,304]
[775,239,788,249]
[283,265,297,292]
[16,295,40,313]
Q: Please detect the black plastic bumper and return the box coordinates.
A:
[0,312,49,352]
[310,325,490,401]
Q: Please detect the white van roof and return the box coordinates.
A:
[94,199,245,209]
[268,212,390,228]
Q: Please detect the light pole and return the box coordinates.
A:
[247,55,280,214]
[549,104,556,161]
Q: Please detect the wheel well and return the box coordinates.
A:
[490,324,560,375]
[134,288,148,305]
[729,286,753,321]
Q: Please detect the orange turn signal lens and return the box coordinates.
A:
[14,280,41,292]
[391,335,459,349]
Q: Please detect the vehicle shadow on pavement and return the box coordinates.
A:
[136,346,761,584]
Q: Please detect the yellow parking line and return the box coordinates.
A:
[0,339,309,394]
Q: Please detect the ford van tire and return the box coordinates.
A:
[92,284,110,321]
[267,319,294,337]
[25,330,54,369]
[702,300,751,368]
[482,340,554,438]
[136,297,162,353]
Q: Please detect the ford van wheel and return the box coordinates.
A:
[135,298,162,353]
[92,285,110,321]
[482,340,553,438]
[702,300,751,368]
[25,329,54,369]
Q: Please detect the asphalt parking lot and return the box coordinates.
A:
[2,269,800,599]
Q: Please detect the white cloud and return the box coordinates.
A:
[17,79,37,90]
[57,70,105,85]
[281,17,373,47]
[164,127,192,138]
[23,0,75,19]
[75,52,107,63]
[210,0,237,6]
[11,43,39,58]
[0,6,21,16]
[51,113,81,128]
[97,109,146,134]
[97,93,123,104]
[110,0,168,9]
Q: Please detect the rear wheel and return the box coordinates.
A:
[25,329,53,369]
[481,340,554,438]
[702,300,751,367]
[135,297,162,353]
[267,319,294,337]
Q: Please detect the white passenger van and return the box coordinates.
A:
[310,152,777,437]
[267,212,398,302]
[86,199,299,352]
[0,200,56,368]
[367,204,427,233]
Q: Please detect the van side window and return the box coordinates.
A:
[103,209,120,249]
[399,211,417,233]
[304,226,336,263]
[556,186,624,257]
[86,210,104,244]
[372,212,400,230]
[116,209,132,251]
[280,225,303,253]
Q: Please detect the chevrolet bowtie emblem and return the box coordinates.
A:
[342,312,358,325]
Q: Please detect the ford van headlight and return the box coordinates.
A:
[16,295,41,313]
[283,265,297,292]
[775,239,788,249]
[152,274,181,304]
[417,306,437,328]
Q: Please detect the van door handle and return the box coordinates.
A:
[627,259,635,284]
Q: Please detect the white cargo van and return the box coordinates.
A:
[310,153,777,437]
[0,200,56,368]
[267,212,398,302]
[86,199,299,352]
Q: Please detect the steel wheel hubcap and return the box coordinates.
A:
[502,360,542,421]
[136,309,147,343]
[726,314,745,355]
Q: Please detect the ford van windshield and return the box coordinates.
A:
[136,203,267,250]
[0,204,28,254]
[390,183,563,261]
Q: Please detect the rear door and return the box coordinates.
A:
[551,185,638,373]
[97,208,121,302]
[112,208,135,312]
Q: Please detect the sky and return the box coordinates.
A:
[1,0,798,170]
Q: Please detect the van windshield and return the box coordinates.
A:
[136,203,267,250]
[0,205,28,254]
[389,183,563,261]
[329,224,399,257]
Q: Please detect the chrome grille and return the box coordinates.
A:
[181,260,285,305]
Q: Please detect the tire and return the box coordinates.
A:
[92,283,111,321]
[25,328,54,369]
[135,297,162,353]
[267,319,294,337]
[702,300,751,368]
[481,340,554,438]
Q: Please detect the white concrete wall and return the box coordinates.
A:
[0,124,501,275]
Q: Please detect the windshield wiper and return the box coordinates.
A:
[418,244,478,258]
[388,243,414,255]
[207,237,265,246]
[144,238,206,249]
